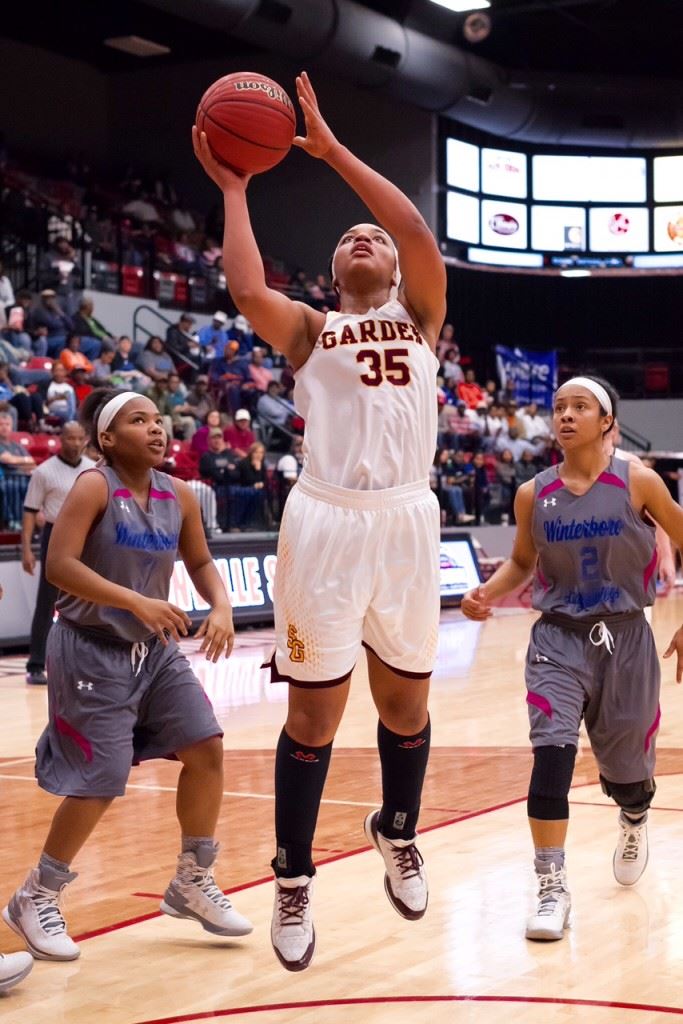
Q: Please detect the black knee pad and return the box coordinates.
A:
[527,744,577,820]
[600,775,656,816]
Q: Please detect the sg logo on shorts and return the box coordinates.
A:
[287,625,305,663]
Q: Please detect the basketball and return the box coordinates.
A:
[196,72,296,175]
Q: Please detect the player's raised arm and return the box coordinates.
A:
[293,72,446,346]
[192,126,323,368]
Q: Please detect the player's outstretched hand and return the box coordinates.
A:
[461,585,493,621]
[195,605,235,662]
[132,596,191,645]
[292,71,339,160]
[663,625,683,683]
[192,126,251,192]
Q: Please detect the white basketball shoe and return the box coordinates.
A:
[364,811,428,920]
[613,812,649,886]
[161,846,253,936]
[526,863,571,941]
[2,866,80,961]
[0,951,33,992]
[271,874,315,971]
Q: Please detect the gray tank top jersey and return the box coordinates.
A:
[531,456,657,618]
[57,465,181,642]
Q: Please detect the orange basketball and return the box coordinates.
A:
[196,72,296,175]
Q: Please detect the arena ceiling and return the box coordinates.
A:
[3,0,683,80]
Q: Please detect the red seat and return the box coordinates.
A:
[644,364,670,395]
[27,357,54,371]
[10,431,33,450]
[122,265,145,297]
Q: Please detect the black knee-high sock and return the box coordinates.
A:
[377,717,431,840]
[272,728,333,878]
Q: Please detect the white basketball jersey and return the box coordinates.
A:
[294,299,438,490]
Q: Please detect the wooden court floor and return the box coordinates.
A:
[1,594,683,1022]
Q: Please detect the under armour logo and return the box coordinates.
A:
[76,680,94,691]
[543,497,557,508]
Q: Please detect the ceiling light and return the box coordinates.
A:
[560,269,592,278]
[104,36,170,57]
[428,0,491,12]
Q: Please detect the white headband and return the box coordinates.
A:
[557,377,613,417]
[97,391,140,445]
[332,228,400,299]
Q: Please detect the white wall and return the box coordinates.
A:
[88,290,214,341]
[619,399,683,453]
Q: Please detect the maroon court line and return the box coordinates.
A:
[132,993,683,1024]
[71,772,683,943]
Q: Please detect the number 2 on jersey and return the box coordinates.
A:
[356,347,411,387]
[580,544,600,581]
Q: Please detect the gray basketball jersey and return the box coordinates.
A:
[531,456,657,618]
[56,465,181,641]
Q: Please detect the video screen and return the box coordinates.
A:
[446,139,480,193]
[439,538,482,600]
[531,205,586,252]
[447,191,480,244]
[481,198,528,249]
[654,156,683,203]
[533,155,646,203]
[481,147,528,199]
[588,207,649,252]
[653,204,683,251]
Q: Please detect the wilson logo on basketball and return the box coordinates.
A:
[291,751,319,763]
[398,738,426,749]
[287,624,305,663]
[233,80,294,111]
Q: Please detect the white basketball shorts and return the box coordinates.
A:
[268,471,441,686]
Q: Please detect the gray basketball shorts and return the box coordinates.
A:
[36,621,223,798]
[525,611,661,784]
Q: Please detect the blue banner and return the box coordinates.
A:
[495,345,557,408]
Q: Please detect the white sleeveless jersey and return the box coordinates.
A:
[293,299,438,490]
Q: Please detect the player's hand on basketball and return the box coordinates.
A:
[132,596,192,645]
[195,605,235,662]
[293,72,338,160]
[663,626,683,683]
[461,585,493,621]
[192,126,251,191]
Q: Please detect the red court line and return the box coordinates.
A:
[132,993,683,1024]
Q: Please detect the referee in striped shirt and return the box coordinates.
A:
[21,422,94,685]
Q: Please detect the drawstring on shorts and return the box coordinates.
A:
[588,621,615,655]
[131,641,149,676]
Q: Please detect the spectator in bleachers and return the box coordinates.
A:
[184,374,216,425]
[59,333,94,376]
[201,236,222,272]
[26,289,73,357]
[497,378,517,406]
[515,447,539,487]
[443,399,481,452]
[457,368,486,410]
[4,290,42,354]
[314,273,337,310]
[470,451,491,525]
[166,372,196,440]
[521,401,551,443]
[198,311,229,357]
[122,190,160,225]
[45,363,77,424]
[440,345,464,386]
[494,448,517,522]
[257,380,296,433]
[246,346,273,396]
[40,236,82,315]
[234,441,268,530]
[199,429,239,528]
[0,259,15,320]
[137,335,175,382]
[145,375,174,438]
[165,313,201,368]
[223,408,255,458]
[435,448,474,525]
[111,336,150,391]
[210,340,251,414]
[91,344,116,385]
[171,196,196,234]
[173,231,200,275]
[484,379,498,406]
[277,435,304,483]
[436,322,456,362]
[70,366,93,407]
[494,425,544,461]
[475,401,505,451]
[0,362,43,430]
[191,408,224,457]
[228,314,255,356]
[71,296,114,347]
[0,409,35,527]
[502,399,526,438]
